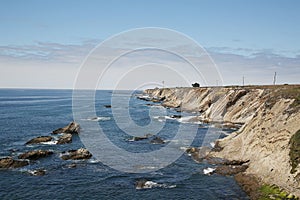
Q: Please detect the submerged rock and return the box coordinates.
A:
[60,148,92,160]
[150,136,165,144]
[66,163,77,168]
[0,157,29,169]
[18,150,53,160]
[130,133,153,141]
[52,122,80,134]
[57,133,72,144]
[25,136,53,145]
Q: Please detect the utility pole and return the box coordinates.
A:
[162,81,165,88]
[216,80,218,86]
[273,72,277,85]
[242,76,245,86]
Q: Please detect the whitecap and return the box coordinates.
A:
[153,116,166,122]
[27,169,46,176]
[86,116,111,122]
[177,116,200,124]
[88,159,101,163]
[154,115,201,124]
[41,141,58,145]
[136,180,176,190]
[203,167,215,175]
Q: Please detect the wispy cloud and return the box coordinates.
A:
[0,40,99,64]
[0,40,299,89]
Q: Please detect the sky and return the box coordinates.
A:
[0,0,299,89]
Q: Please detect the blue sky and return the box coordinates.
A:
[0,0,299,88]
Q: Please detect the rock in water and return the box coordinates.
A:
[29,169,46,176]
[170,115,182,119]
[60,148,92,160]
[25,136,53,145]
[57,133,72,144]
[215,165,248,176]
[130,133,153,141]
[18,150,53,160]
[0,157,29,169]
[150,136,165,144]
[135,179,158,189]
[52,122,80,134]
[185,146,211,162]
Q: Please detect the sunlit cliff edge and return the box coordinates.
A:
[144,85,300,197]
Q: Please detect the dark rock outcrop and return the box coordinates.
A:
[25,136,53,145]
[57,133,72,144]
[226,90,247,109]
[135,179,148,189]
[215,165,248,176]
[185,146,211,162]
[18,150,53,160]
[104,105,111,108]
[60,148,92,160]
[170,115,182,119]
[52,122,80,134]
[0,157,29,169]
[150,136,165,144]
[130,134,153,141]
[234,173,261,200]
[206,157,249,165]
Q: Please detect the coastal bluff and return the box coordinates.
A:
[144,85,300,197]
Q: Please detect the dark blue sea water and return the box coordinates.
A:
[0,89,249,199]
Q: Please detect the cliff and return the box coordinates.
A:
[145,85,300,197]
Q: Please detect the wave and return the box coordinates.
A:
[136,180,176,190]
[203,167,215,175]
[86,116,111,122]
[153,115,201,124]
[177,116,200,124]
[41,141,58,145]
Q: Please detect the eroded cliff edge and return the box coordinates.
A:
[144,85,300,197]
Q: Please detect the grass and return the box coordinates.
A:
[261,85,300,113]
[259,185,298,200]
[289,130,300,174]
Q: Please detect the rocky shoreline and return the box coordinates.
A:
[144,85,300,199]
[0,122,92,174]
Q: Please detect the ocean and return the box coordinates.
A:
[0,89,249,199]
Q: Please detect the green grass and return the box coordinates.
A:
[259,185,298,200]
[262,85,300,112]
[289,130,300,174]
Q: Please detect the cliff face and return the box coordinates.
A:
[145,85,300,196]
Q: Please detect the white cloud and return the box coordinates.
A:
[0,40,299,89]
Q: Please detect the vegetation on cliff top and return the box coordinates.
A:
[260,85,300,112]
